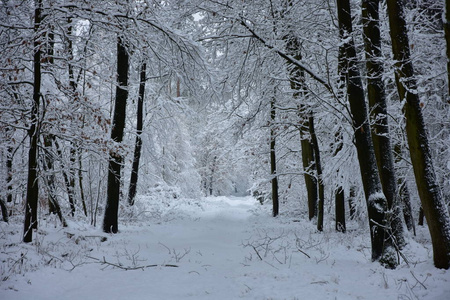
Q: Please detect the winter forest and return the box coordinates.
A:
[1,0,450,299]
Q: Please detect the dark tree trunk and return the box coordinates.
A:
[6,145,13,203]
[418,207,424,226]
[309,116,324,231]
[270,97,279,217]
[286,36,318,221]
[337,0,395,267]
[128,63,146,206]
[362,0,405,247]
[78,148,87,216]
[300,110,317,220]
[335,187,346,232]
[103,37,129,233]
[387,0,450,269]
[0,198,8,222]
[24,0,42,243]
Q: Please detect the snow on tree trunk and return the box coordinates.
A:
[386,0,450,269]
[128,63,146,206]
[103,37,129,234]
[337,0,396,267]
[23,0,42,243]
[362,0,405,248]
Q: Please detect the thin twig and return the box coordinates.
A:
[86,256,178,270]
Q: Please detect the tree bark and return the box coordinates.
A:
[24,0,42,243]
[43,136,67,227]
[0,198,8,222]
[286,35,318,221]
[128,63,146,206]
[335,187,346,232]
[309,115,324,231]
[103,37,129,233]
[6,145,13,203]
[270,97,279,217]
[362,0,405,247]
[337,0,395,267]
[387,0,450,269]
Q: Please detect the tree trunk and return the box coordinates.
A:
[103,37,129,233]
[78,148,87,217]
[53,138,76,216]
[348,186,357,220]
[270,97,279,217]
[309,115,324,231]
[286,35,318,221]
[43,136,67,227]
[393,143,415,234]
[24,0,42,243]
[128,63,146,206]
[6,145,13,203]
[300,110,317,220]
[337,0,395,267]
[335,187,346,232]
[387,0,450,269]
[362,0,405,247]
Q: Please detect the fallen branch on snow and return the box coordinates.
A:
[87,256,178,270]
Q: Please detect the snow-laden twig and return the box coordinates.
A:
[86,256,178,270]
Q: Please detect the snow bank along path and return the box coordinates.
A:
[1,196,449,299]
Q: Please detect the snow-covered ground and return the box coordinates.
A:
[1,196,449,300]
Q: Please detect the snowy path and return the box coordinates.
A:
[1,196,449,299]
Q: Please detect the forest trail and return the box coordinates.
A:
[2,196,449,300]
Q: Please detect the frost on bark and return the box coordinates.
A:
[387,0,450,269]
[128,63,146,206]
[362,0,405,248]
[103,37,129,233]
[337,0,396,267]
[23,0,42,243]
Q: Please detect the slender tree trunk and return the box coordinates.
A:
[78,148,87,216]
[43,136,67,227]
[24,0,42,243]
[53,138,76,216]
[337,0,395,267]
[335,187,346,232]
[270,97,279,217]
[300,111,317,220]
[309,116,324,231]
[393,143,415,234]
[6,145,13,203]
[0,198,7,222]
[286,35,318,221]
[128,63,146,206]
[362,0,405,247]
[103,37,129,233]
[387,0,450,269]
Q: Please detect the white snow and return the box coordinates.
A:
[1,196,449,300]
